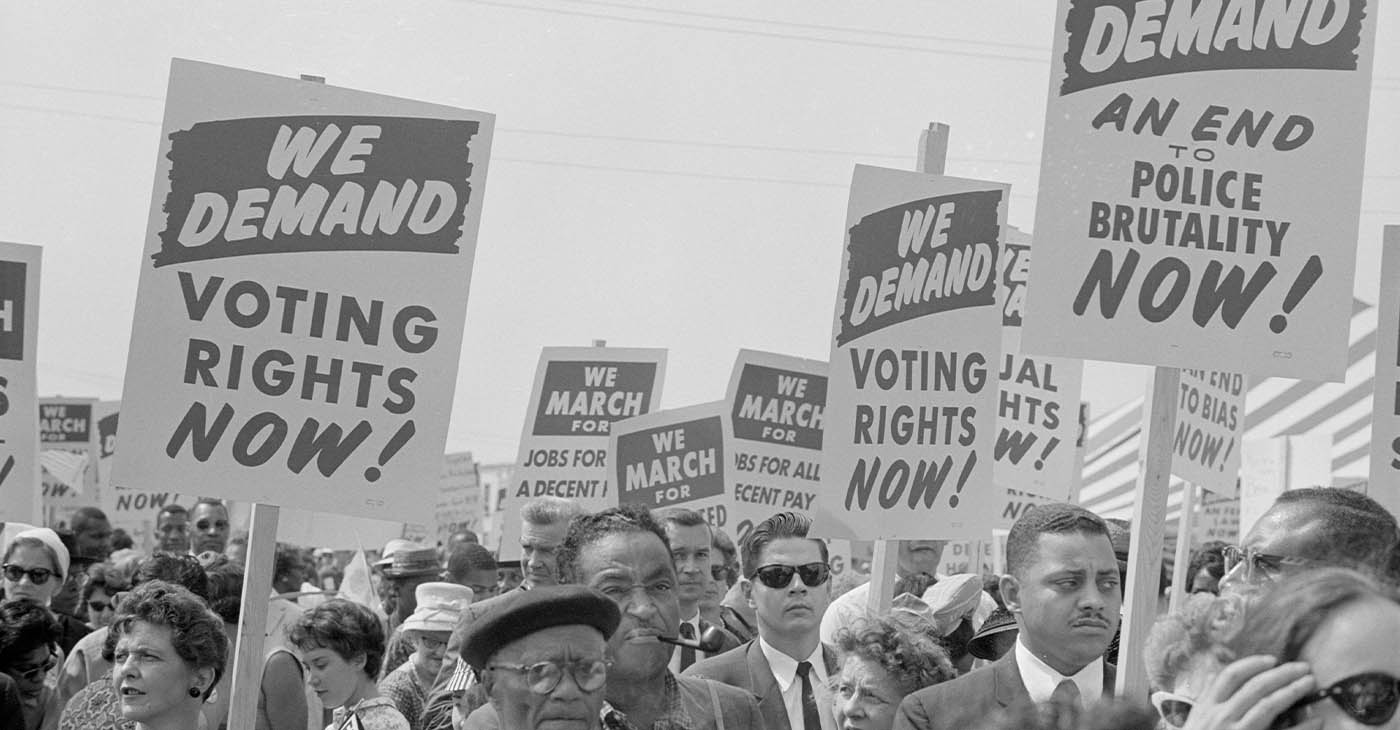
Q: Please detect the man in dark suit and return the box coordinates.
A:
[893,503,1121,730]
[684,512,837,730]
[657,508,742,672]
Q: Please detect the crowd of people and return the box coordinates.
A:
[0,485,1397,730]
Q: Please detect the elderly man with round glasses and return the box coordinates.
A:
[458,584,619,730]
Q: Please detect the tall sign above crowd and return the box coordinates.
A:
[1022,0,1379,382]
[112,59,494,525]
[1369,227,1400,517]
[497,346,666,555]
[815,165,1008,540]
[612,401,731,530]
[0,243,41,524]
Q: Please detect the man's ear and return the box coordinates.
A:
[999,573,1022,615]
[742,578,755,610]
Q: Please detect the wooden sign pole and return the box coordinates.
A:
[227,502,280,730]
[1168,482,1198,614]
[1115,366,1180,703]
[866,122,949,617]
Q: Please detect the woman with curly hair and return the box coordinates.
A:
[1142,592,1246,729]
[831,616,957,730]
[288,599,408,730]
[0,599,62,730]
[109,579,228,730]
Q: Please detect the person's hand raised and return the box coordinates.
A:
[1182,656,1318,730]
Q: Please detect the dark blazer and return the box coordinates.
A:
[892,652,1117,730]
[682,639,838,730]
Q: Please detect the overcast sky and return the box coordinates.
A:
[2,1,1397,465]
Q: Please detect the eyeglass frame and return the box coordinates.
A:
[12,649,59,683]
[1273,672,1400,728]
[749,562,832,590]
[1221,545,1315,583]
[486,658,612,695]
[2,563,56,585]
[1150,690,1194,729]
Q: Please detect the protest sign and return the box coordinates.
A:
[431,451,480,543]
[1171,369,1247,496]
[1192,492,1241,547]
[1239,433,1332,535]
[724,349,826,546]
[498,347,666,557]
[1369,228,1400,517]
[112,59,494,525]
[612,401,730,530]
[814,165,1006,540]
[0,243,41,524]
[477,462,512,551]
[1022,0,1379,381]
[39,397,98,529]
[994,228,1085,499]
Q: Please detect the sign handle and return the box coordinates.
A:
[227,501,279,730]
[865,122,950,617]
[1116,366,1179,703]
[1168,482,1199,614]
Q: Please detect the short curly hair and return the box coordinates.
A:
[287,599,386,678]
[82,563,132,604]
[833,616,956,696]
[106,580,228,700]
[557,504,670,585]
[0,599,61,666]
[1143,592,1245,691]
[134,552,210,600]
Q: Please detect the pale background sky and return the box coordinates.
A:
[2,1,1397,466]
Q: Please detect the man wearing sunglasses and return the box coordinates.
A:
[657,508,741,672]
[895,503,1120,730]
[189,499,231,556]
[1220,487,1400,596]
[684,511,836,730]
[460,584,621,730]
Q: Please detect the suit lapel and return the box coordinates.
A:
[993,651,1031,708]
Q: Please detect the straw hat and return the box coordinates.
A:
[374,538,417,570]
[401,582,473,634]
[384,546,441,578]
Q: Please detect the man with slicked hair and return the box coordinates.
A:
[894,503,1120,730]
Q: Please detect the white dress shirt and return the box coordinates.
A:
[759,637,831,730]
[1014,637,1104,705]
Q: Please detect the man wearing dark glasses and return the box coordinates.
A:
[1220,487,1400,596]
[657,508,741,672]
[895,503,1120,730]
[684,511,836,730]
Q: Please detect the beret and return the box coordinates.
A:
[461,585,620,672]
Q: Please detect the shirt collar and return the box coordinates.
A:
[759,636,827,692]
[1014,637,1104,704]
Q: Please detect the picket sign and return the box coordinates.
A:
[865,122,948,617]
[228,502,280,730]
[1117,367,1179,702]
[1167,482,1198,615]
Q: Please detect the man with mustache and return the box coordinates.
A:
[893,503,1121,730]
[684,511,837,730]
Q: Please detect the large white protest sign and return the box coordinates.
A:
[613,401,731,530]
[1239,433,1331,535]
[0,243,41,524]
[994,228,1084,499]
[1369,227,1400,517]
[1172,369,1247,496]
[1022,1,1378,381]
[498,347,666,557]
[725,350,826,546]
[814,165,1006,540]
[112,60,493,525]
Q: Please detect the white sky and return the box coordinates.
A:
[2,1,1397,465]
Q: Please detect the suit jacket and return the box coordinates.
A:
[682,639,838,730]
[892,651,1117,730]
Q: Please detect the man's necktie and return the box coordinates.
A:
[1049,679,1082,730]
[796,661,821,730]
[678,622,697,670]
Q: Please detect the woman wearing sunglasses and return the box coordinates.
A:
[1183,568,1400,730]
[0,599,62,730]
[2,528,70,608]
[1144,593,1247,729]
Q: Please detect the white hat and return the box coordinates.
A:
[5,527,70,582]
[374,539,416,570]
[401,582,473,633]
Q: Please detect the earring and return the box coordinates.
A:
[188,687,202,698]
